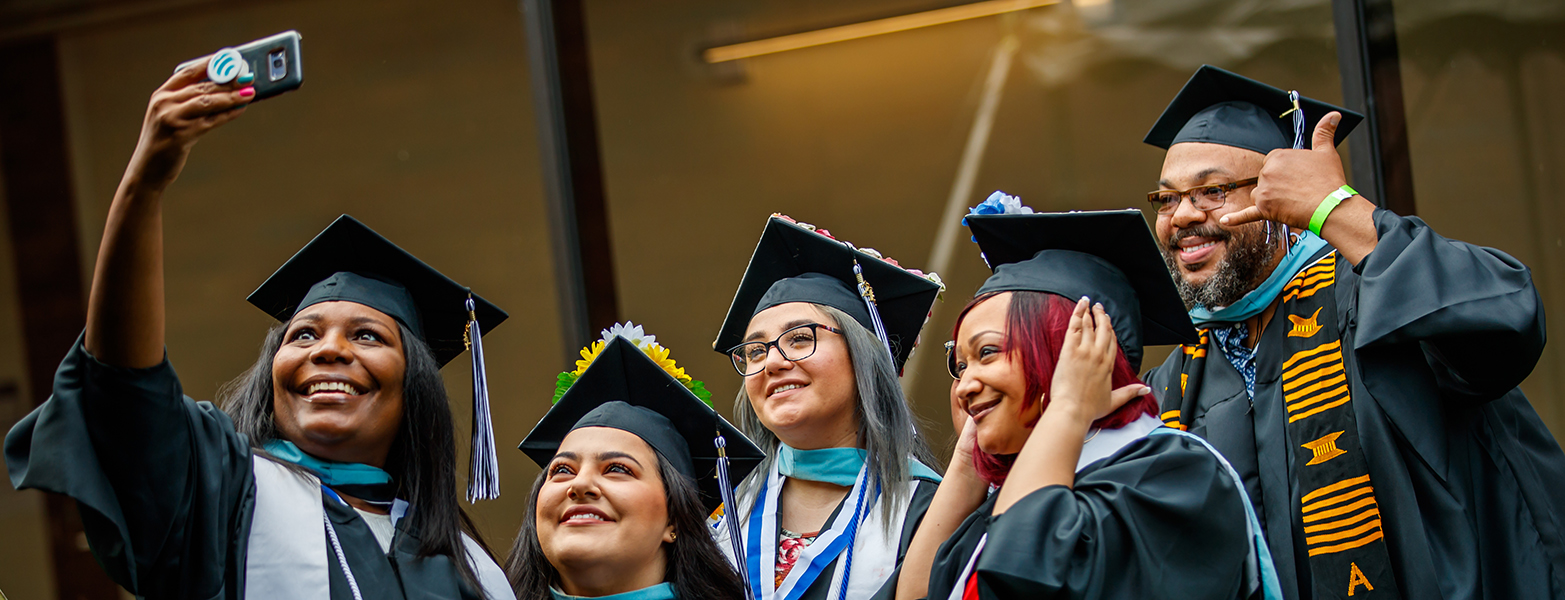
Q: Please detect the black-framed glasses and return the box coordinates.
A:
[727,323,844,376]
[1147,177,1259,215]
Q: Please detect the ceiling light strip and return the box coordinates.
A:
[702,0,1059,63]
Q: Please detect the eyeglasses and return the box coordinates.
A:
[1146,177,1259,215]
[727,323,845,376]
[944,341,961,380]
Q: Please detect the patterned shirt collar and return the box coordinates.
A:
[1209,323,1257,398]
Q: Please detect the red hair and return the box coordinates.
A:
[951,291,1157,486]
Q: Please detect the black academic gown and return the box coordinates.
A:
[918,432,1254,600]
[3,336,497,600]
[1146,209,1565,600]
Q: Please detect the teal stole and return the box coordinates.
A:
[549,582,676,600]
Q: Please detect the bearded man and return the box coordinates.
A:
[1142,65,1565,600]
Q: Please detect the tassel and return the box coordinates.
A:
[850,257,894,360]
[465,295,500,502]
[714,431,750,593]
[1285,90,1306,150]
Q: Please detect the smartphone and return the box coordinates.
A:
[175,30,303,101]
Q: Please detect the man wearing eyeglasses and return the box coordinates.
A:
[1141,65,1565,600]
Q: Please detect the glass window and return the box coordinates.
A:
[585,0,1345,440]
[1391,1,1565,435]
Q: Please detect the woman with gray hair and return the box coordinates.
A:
[710,214,946,600]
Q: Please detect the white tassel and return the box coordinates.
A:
[466,296,500,502]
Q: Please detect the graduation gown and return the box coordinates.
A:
[716,466,939,600]
[1146,209,1565,600]
[3,336,513,600]
[920,416,1256,600]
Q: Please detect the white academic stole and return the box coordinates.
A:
[243,455,513,600]
[714,459,909,600]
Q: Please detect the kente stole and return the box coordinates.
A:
[1162,251,1398,599]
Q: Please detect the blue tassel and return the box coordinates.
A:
[466,295,500,502]
[715,432,750,593]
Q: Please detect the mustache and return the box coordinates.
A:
[1166,225,1231,250]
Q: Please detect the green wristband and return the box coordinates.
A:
[1309,185,1356,236]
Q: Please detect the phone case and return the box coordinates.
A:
[175,30,304,101]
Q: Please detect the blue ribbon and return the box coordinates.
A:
[777,444,941,486]
[1188,231,1328,326]
[549,582,677,600]
[262,440,393,487]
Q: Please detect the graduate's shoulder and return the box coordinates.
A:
[1081,427,1234,488]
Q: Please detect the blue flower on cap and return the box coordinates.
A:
[964,191,1035,241]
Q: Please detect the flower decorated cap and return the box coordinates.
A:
[713,214,945,374]
[965,206,1197,370]
[520,333,763,512]
[245,214,509,501]
[1143,64,1362,154]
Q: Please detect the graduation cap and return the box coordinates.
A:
[519,336,765,513]
[1143,65,1363,154]
[247,214,509,502]
[966,210,1198,370]
[713,215,944,373]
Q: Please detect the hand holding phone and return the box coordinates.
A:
[175,30,303,102]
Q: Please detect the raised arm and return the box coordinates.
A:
[85,59,252,367]
[895,417,989,600]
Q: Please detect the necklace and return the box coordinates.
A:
[1083,427,1102,445]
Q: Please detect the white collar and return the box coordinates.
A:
[1076,413,1163,472]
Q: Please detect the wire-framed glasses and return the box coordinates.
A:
[1147,177,1259,214]
[727,323,844,376]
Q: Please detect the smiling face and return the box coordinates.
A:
[950,293,1040,455]
[1156,142,1283,309]
[536,427,672,589]
[271,301,406,468]
[741,302,860,450]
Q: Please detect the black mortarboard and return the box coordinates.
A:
[247,215,507,366]
[967,210,1197,370]
[713,216,942,372]
[520,337,764,512]
[247,214,509,501]
[1143,65,1363,154]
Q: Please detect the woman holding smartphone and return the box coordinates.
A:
[4,57,513,599]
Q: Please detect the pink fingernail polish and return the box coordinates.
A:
[239,86,255,98]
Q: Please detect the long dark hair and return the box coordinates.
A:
[505,451,747,600]
[951,291,1157,486]
[218,321,491,591]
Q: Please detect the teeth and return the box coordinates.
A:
[306,381,361,395]
[567,513,605,522]
[772,383,803,395]
[1181,241,1216,252]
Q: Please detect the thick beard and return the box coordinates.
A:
[1161,220,1282,311]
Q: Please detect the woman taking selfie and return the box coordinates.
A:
[4,57,513,599]
[709,216,946,600]
[510,326,764,599]
[895,206,1278,600]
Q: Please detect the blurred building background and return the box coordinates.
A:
[0,0,1559,598]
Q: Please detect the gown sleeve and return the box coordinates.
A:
[971,433,1252,599]
[3,334,255,599]
[1351,208,1545,401]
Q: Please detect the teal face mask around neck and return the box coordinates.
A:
[1187,230,1328,326]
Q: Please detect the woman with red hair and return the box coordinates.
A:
[892,208,1278,600]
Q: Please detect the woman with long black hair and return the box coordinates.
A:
[4,57,513,599]
[508,327,763,599]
